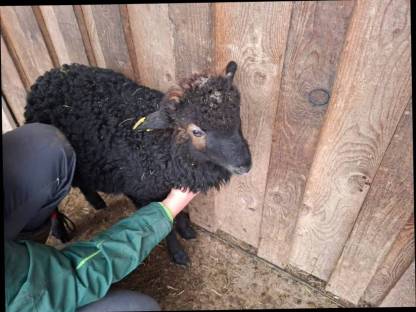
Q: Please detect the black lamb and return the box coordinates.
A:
[24,61,252,265]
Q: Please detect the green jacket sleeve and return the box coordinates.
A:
[5,202,173,312]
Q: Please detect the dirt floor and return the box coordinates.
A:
[47,188,343,310]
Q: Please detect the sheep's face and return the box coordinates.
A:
[136,61,252,175]
[180,122,252,175]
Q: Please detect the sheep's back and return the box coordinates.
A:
[24,64,168,193]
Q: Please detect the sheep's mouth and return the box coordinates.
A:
[225,165,251,175]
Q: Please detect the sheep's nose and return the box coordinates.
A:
[238,165,251,174]
[231,157,252,175]
[231,165,251,175]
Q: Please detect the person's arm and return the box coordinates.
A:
[5,189,197,312]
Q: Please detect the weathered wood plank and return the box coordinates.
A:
[165,3,218,230]
[34,5,89,66]
[31,6,59,67]
[168,3,213,80]
[362,213,415,306]
[126,4,176,91]
[188,190,219,233]
[380,260,415,307]
[119,4,140,82]
[213,2,293,247]
[0,6,54,88]
[257,1,354,268]
[289,0,411,280]
[326,102,413,304]
[80,5,135,80]
[73,5,97,66]
[1,36,27,125]
[2,97,17,133]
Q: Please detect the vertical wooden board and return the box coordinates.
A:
[188,190,219,233]
[80,5,135,81]
[257,1,354,268]
[0,6,53,88]
[289,0,411,281]
[213,2,293,247]
[1,36,27,125]
[119,5,140,82]
[166,3,218,230]
[73,5,97,66]
[326,102,413,304]
[380,261,415,307]
[35,5,89,65]
[2,98,17,133]
[168,3,213,80]
[363,213,415,306]
[126,4,176,91]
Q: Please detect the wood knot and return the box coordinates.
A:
[347,174,371,194]
[253,71,267,85]
[308,88,330,106]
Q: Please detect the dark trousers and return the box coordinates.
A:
[3,123,160,311]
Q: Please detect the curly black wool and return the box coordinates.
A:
[24,64,240,205]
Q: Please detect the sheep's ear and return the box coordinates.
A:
[160,86,183,110]
[225,61,237,83]
[134,110,172,131]
[133,86,183,131]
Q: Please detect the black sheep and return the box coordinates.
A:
[24,61,252,265]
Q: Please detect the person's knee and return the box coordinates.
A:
[77,289,161,312]
[3,123,76,193]
[24,123,74,156]
[5,122,73,153]
[110,290,161,311]
[3,123,76,236]
[16,123,75,170]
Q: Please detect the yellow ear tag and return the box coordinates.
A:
[132,116,146,130]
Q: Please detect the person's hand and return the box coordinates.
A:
[161,188,199,218]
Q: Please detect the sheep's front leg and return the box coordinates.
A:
[175,211,197,239]
[166,230,190,266]
[127,195,189,265]
[79,186,107,210]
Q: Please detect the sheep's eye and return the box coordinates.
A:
[192,129,205,137]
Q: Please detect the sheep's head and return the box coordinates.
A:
[136,61,252,175]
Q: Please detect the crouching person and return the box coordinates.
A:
[4,123,198,312]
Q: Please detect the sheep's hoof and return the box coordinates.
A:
[171,250,190,266]
[176,226,197,240]
[93,200,107,210]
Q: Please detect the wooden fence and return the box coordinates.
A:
[1,2,414,307]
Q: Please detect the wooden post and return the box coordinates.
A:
[326,102,414,304]
[2,97,17,133]
[380,260,415,307]
[119,4,141,83]
[125,4,176,92]
[33,5,89,66]
[257,0,354,268]
[76,5,136,81]
[362,213,415,306]
[0,6,53,88]
[1,36,27,125]
[289,0,411,281]
[213,2,293,248]
[165,3,218,231]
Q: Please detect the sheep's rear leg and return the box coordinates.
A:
[175,211,197,240]
[166,229,190,266]
[79,186,107,210]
